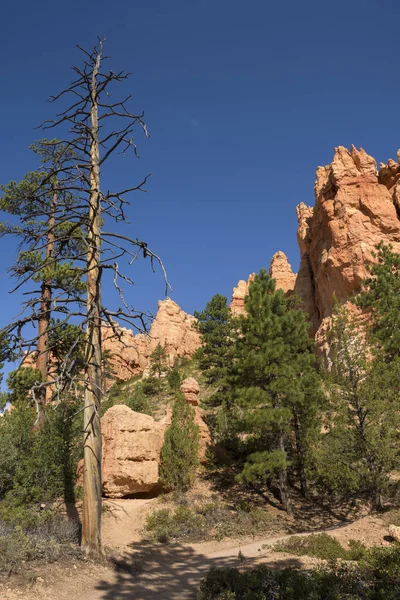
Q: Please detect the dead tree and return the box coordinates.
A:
[0,39,169,555]
[38,39,168,554]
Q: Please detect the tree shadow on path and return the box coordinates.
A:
[96,540,304,600]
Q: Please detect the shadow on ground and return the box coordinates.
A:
[96,540,304,600]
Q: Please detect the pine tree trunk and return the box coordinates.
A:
[36,189,57,418]
[293,413,308,498]
[82,51,103,556]
[278,432,291,513]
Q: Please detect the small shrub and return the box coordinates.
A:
[360,543,400,578]
[0,513,80,574]
[197,560,400,600]
[145,506,206,543]
[145,503,279,544]
[167,365,181,393]
[381,508,400,527]
[159,394,200,492]
[102,377,153,416]
[273,532,367,562]
[125,382,153,415]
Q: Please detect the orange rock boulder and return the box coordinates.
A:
[101,405,165,498]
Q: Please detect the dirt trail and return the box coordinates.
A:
[1,499,390,600]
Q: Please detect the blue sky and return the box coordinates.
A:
[1,0,400,369]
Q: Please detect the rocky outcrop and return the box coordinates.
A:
[234,146,400,354]
[292,146,400,350]
[101,405,166,498]
[180,377,200,405]
[229,252,296,315]
[294,203,320,331]
[100,378,211,497]
[389,524,400,543]
[230,275,255,316]
[308,146,400,320]
[103,299,201,381]
[193,408,211,462]
[269,251,296,295]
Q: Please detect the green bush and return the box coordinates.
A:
[159,395,200,492]
[197,559,400,600]
[6,367,42,405]
[125,382,153,414]
[102,377,153,416]
[360,543,400,579]
[212,507,278,541]
[273,533,367,562]
[167,365,181,393]
[0,401,82,515]
[145,506,207,543]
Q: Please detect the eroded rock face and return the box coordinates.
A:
[294,203,320,332]
[180,377,210,461]
[229,252,296,316]
[101,405,165,498]
[103,299,202,381]
[230,275,255,316]
[234,146,400,355]
[269,251,296,295]
[294,146,400,351]
[101,379,211,497]
[180,377,200,405]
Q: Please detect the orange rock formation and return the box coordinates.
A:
[103,298,201,382]
[294,146,400,351]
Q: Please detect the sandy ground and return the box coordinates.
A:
[0,499,392,600]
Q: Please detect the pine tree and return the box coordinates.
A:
[315,303,400,509]
[150,343,169,379]
[146,343,169,401]
[0,139,84,412]
[194,294,234,386]
[357,243,400,361]
[168,364,182,394]
[226,269,322,511]
[159,394,200,492]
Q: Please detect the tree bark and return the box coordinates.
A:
[36,189,57,418]
[82,50,103,556]
[278,432,291,514]
[293,413,308,498]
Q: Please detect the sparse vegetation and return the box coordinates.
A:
[145,501,280,543]
[0,514,80,574]
[272,533,367,561]
[197,557,400,600]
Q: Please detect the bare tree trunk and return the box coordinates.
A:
[36,189,57,418]
[82,50,103,555]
